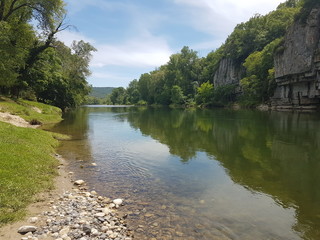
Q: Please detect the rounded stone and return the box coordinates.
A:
[112,199,123,205]
[74,180,85,185]
[18,226,37,234]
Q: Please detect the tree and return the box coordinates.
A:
[138,73,152,102]
[196,81,214,105]
[0,21,34,91]
[171,85,185,105]
[110,87,127,105]
[0,0,65,28]
[126,79,140,104]
[25,40,96,109]
[0,0,67,97]
[165,46,199,97]
[240,38,282,103]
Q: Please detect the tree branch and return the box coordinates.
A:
[0,0,6,20]
[3,1,29,21]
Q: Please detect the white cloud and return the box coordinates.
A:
[91,33,172,68]
[57,30,95,47]
[57,30,171,69]
[172,0,284,37]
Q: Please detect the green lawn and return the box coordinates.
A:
[0,97,64,226]
[0,122,60,225]
[0,97,62,125]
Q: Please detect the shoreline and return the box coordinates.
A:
[0,154,132,240]
[0,106,132,240]
[0,154,73,239]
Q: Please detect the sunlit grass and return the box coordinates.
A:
[0,97,64,226]
[0,97,62,124]
[0,121,60,225]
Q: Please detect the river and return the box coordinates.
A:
[49,106,320,240]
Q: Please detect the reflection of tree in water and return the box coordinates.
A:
[49,107,93,162]
[51,106,134,162]
[125,107,320,239]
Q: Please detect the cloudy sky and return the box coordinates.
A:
[58,0,285,87]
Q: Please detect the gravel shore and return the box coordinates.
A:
[0,155,134,240]
[18,185,133,240]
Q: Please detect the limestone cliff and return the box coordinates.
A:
[213,58,242,88]
[272,7,320,108]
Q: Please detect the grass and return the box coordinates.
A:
[0,97,62,125]
[0,121,60,225]
[0,97,64,226]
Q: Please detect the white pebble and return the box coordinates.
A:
[74,180,85,185]
[113,199,123,205]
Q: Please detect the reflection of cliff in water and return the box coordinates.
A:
[124,107,320,239]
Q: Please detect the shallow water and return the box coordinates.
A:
[50,106,320,240]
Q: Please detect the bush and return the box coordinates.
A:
[136,100,148,106]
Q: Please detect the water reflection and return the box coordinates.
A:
[52,107,320,240]
[124,108,320,239]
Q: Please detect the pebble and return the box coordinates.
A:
[74,180,85,185]
[176,231,184,237]
[113,198,123,205]
[17,189,132,240]
[18,226,37,234]
[28,217,38,223]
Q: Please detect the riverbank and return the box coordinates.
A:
[0,98,133,239]
[0,155,132,240]
[0,155,73,239]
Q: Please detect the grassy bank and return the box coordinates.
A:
[0,97,62,124]
[0,97,64,226]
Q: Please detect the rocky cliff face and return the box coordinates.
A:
[272,7,320,109]
[213,58,242,88]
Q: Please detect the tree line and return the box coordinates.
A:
[108,0,317,107]
[0,0,96,109]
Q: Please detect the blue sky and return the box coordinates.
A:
[57,0,285,87]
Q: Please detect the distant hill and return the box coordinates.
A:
[89,87,114,98]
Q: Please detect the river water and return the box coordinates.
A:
[50,106,320,240]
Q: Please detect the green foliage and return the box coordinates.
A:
[138,73,152,102]
[240,38,283,103]
[137,100,148,106]
[212,85,237,106]
[110,87,128,105]
[0,21,34,89]
[171,85,185,105]
[126,80,140,104]
[0,0,95,110]
[165,46,200,96]
[222,4,299,63]
[24,41,96,109]
[196,81,214,105]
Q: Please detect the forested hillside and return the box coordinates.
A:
[89,87,114,98]
[0,0,96,109]
[110,0,319,108]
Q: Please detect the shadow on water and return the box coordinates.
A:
[51,106,320,240]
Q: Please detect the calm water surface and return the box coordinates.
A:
[50,107,320,240]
